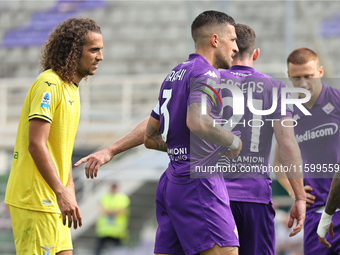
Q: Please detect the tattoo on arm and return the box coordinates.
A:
[145,121,167,152]
[188,102,233,147]
[229,247,238,252]
[325,168,340,215]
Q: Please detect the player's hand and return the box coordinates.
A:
[74,148,114,179]
[317,211,334,248]
[56,190,82,230]
[318,222,334,248]
[224,139,242,159]
[288,199,306,237]
[304,185,315,207]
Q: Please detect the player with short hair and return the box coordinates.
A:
[5,17,103,255]
[274,47,340,254]
[144,10,242,255]
[219,24,306,255]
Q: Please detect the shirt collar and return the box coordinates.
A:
[229,65,256,75]
[189,53,212,67]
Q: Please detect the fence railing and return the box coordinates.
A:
[0,74,165,150]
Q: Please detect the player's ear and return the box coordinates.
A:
[287,63,291,78]
[210,34,219,48]
[319,65,324,78]
[253,48,260,61]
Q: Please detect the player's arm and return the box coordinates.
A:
[273,143,316,207]
[144,116,167,152]
[273,117,306,237]
[28,118,81,229]
[66,163,82,229]
[273,143,295,199]
[75,117,149,178]
[317,168,340,247]
[187,102,242,158]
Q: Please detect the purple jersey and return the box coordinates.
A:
[293,84,340,212]
[153,54,224,184]
[219,65,292,204]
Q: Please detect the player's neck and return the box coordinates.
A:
[73,72,84,85]
[232,58,253,67]
[303,83,323,109]
[195,48,216,68]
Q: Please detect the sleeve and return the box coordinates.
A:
[188,73,221,113]
[28,76,61,123]
[271,82,293,120]
[150,102,160,120]
[330,87,340,115]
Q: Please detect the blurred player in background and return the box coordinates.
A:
[274,48,340,255]
[95,183,130,255]
[218,24,305,255]
[5,17,103,255]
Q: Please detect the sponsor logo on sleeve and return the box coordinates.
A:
[41,92,51,109]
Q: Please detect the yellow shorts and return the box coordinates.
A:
[8,205,72,255]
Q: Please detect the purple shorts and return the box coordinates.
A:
[304,211,340,255]
[230,201,275,255]
[154,172,239,255]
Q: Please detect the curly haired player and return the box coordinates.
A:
[5,17,103,255]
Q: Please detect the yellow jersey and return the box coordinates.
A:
[96,193,130,240]
[5,69,80,213]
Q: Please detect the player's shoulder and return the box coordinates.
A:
[33,69,63,90]
[325,85,340,98]
[254,71,286,89]
[323,85,340,111]
[189,54,219,79]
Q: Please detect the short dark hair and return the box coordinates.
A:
[40,17,101,84]
[234,23,256,59]
[287,48,319,66]
[191,10,235,43]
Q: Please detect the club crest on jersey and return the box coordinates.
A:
[204,70,218,78]
[41,246,54,255]
[41,92,52,109]
[322,102,334,115]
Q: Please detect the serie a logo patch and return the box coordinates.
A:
[41,92,52,109]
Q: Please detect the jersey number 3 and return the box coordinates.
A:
[160,89,172,143]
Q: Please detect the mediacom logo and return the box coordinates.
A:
[296,123,338,143]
